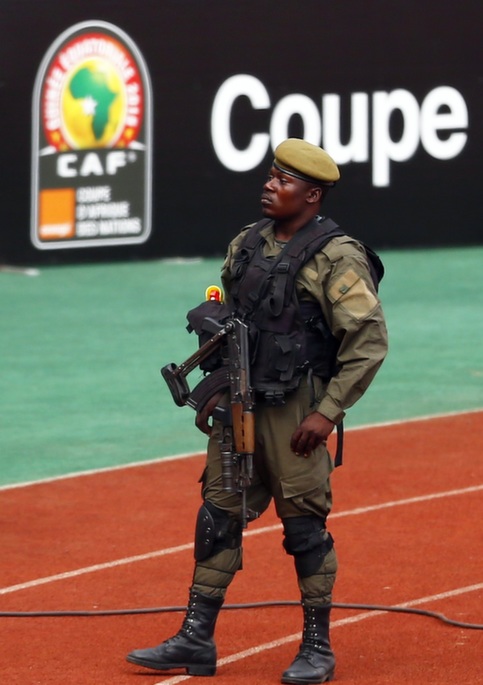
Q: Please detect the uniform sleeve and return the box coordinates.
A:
[309,239,389,424]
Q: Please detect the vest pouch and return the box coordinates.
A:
[252,330,305,389]
[186,301,232,372]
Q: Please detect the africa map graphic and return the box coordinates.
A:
[61,59,125,148]
[69,66,117,140]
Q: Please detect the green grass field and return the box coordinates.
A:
[1,246,482,486]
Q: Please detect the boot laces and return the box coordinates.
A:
[178,607,197,638]
[294,642,325,667]
[162,606,197,644]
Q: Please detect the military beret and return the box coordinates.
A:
[273,138,340,186]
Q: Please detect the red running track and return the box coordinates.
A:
[1,411,482,684]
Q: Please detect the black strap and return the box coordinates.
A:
[280,216,342,262]
[229,219,271,307]
[233,216,345,318]
[334,421,344,467]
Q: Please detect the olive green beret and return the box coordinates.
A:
[273,138,340,186]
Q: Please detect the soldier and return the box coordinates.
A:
[126,138,388,684]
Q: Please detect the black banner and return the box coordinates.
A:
[0,0,481,265]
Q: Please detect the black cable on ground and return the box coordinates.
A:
[0,601,481,630]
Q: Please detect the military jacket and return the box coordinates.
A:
[221,220,388,424]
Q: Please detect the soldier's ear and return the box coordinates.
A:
[306,186,323,204]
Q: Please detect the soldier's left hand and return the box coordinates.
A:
[195,391,225,435]
[290,412,335,458]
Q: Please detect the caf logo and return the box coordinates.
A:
[41,29,144,151]
[32,21,152,250]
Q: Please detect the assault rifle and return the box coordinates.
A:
[161,316,257,528]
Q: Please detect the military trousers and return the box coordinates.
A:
[193,375,338,604]
[202,375,334,519]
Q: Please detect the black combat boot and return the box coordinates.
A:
[281,604,335,684]
[126,590,223,676]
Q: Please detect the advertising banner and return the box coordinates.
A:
[0,1,480,264]
[31,21,152,250]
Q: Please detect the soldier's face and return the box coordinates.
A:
[261,166,313,220]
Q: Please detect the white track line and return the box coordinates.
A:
[2,408,482,492]
[0,451,202,492]
[1,484,482,597]
[152,583,483,685]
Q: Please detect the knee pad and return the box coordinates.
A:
[194,501,243,562]
[282,515,334,578]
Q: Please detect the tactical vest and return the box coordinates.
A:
[187,215,383,404]
[229,216,349,403]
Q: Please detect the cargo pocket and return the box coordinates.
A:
[280,452,330,499]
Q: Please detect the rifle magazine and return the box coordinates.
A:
[188,366,230,413]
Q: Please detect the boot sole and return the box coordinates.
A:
[281,668,334,684]
[126,654,216,676]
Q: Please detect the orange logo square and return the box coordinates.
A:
[38,188,76,240]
